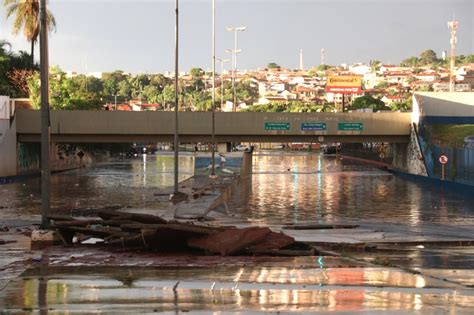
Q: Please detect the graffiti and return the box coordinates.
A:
[17,143,40,174]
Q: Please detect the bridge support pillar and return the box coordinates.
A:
[240,150,253,178]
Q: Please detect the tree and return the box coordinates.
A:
[267,62,280,70]
[374,81,389,89]
[142,85,161,103]
[349,95,386,112]
[370,60,381,72]
[0,43,36,97]
[129,74,149,98]
[189,67,205,91]
[102,70,126,97]
[389,96,412,112]
[28,66,103,110]
[4,0,56,68]
[419,49,438,65]
[235,80,258,104]
[7,68,34,96]
[400,56,420,67]
[149,74,170,91]
[162,84,176,108]
[118,80,131,98]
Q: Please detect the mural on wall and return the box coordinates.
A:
[17,143,40,175]
[418,123,474,184]
[194,152,244,177]
[17,143,97,175]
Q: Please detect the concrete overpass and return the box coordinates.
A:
[15,109,411,143]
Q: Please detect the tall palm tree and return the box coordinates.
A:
[3,0,56,68]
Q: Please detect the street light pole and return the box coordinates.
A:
[173,0,179,194]
[39,0,50,229]
[226,26,245,111]
[217,58,230,110]
[211,0,216,177]
[225,48,241,111]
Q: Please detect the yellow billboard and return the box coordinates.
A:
[326,76,362,93]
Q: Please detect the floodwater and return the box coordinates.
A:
[2,151,474,313]
[2,151,472,226]
[0,153,195,220]
[231,152,474,227]
[3,266,473,314]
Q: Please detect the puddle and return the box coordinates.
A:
[1,266,473,313]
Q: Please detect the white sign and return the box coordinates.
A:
[439,155,448,165]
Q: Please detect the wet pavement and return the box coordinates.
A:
[1,151,474,313]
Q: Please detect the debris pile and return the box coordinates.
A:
[49,210,304,256]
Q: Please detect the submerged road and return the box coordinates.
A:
[1,151,473,226]
[1,151,474,313]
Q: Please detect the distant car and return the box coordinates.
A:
[321,143,341,154]
[234,144,250,152]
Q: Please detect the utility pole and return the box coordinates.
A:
[211,0,216,177]
[321,48,325,66]
[173,0,179,194]
[39,0,50,229]
[447,19,458,93]
[226,26,246,111]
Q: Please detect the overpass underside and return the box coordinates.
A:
[15,110,411,144]
[17,134,409,144]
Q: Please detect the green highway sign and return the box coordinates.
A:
[301,123,327,131]
[265,122,291,131]
[338,122,363,131]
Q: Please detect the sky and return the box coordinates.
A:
[0,0,473,73]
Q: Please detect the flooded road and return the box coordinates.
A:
[1,151,474,313]
[3,266,473,314]
[231,152,474,227]
[0,154,194,220]
[1,151,472,226]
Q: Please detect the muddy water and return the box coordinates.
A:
[2,151,474,313]
[1,151,473,226]
[230,152,474,226]
[0,154,194,219]
[2,266,473,313]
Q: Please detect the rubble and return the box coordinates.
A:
[49,212,299,256]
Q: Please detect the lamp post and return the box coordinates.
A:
[210,0,217,177]
[225,48,242,112]
[173,0,179,194]
[216,58,230,110]
[39,0,50,229]
[226,26,246,111]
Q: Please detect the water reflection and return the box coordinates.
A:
[3,267,472,313]
[230,152,474,226]
[0,155,194,218]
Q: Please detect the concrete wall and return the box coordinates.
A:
[16,110,411,143]
[412,92,474,185]
[413,92,474,125]
[391,125,428,176]
[0,119,18,177]
[240,152,253,178]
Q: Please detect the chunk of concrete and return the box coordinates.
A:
[249,232,295,251]
[187,227,271,256]
[31,229,61,249]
